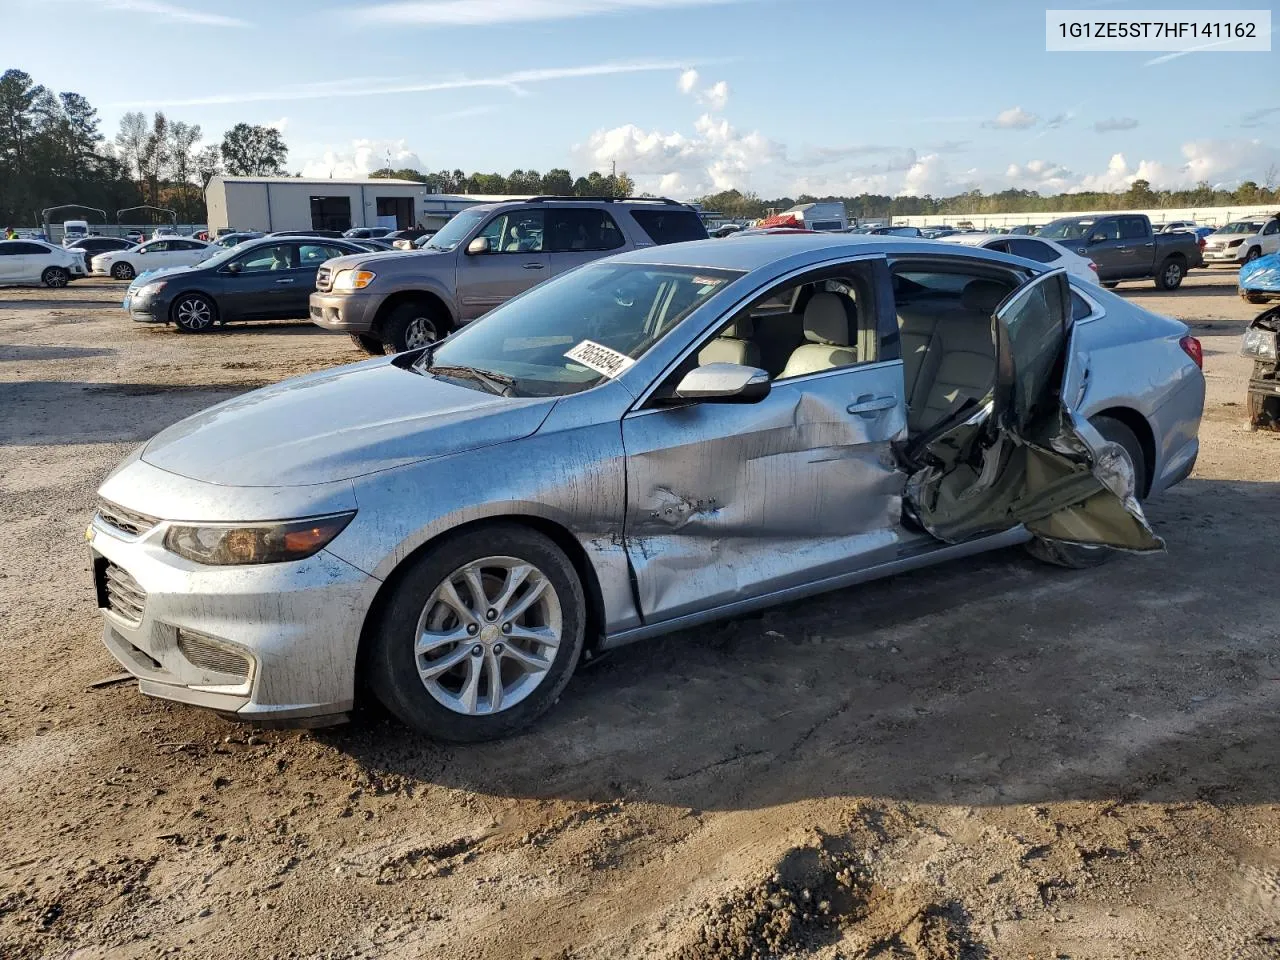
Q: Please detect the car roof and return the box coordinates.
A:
[605,233,1015,272]
[939,233,1002,246]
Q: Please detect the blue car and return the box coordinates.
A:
[1240,252,1280,305]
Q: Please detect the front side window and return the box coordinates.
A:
[1264,220,1279,236]
[420,262,742,397]
[234,244,296,273]
[1039,219,1095,241]
[477,210,544,253]
[546,209,625,253]
[1220,221,1263,235]
[139,242,166,254]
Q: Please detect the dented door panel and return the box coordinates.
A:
[622,361,909,624]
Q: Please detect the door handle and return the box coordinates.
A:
[274,278,295,284]
[847,394,897,417]
[522,262,545,270]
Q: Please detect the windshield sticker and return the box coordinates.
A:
[564,340,636,379]
[691,276,728,287]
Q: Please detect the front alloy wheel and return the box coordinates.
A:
[173,294,216,332]
[42,267,69,288]
[369,525,585,741]
[111,262,135,281]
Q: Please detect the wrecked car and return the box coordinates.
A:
[1240,250,1280,305]
[88,235,1205,741]
[1242,304,1280,430]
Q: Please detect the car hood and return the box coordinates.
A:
[1240,252,1280,292]
[322,248,449,272]
[140,357,556,487]
[1206,231,1255,245]
[128,264,195,287]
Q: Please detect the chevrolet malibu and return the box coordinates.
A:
[89,235,1205,741]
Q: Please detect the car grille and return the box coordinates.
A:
[177,630,251,681]
[98,501,159,537]
[100,560,146,625]
[316,266,332,293]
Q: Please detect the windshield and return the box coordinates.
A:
[419,262,743,397]
[1039,218,1096,240]
[424,211,484,251]
[1219,221,1263,234]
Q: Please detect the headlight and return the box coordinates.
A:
[164,512,355,565]
[136,281,167,298]
[331,269,376,291]
[1227,238,1246,248]
[1241,328,1278,361]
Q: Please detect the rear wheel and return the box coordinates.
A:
[1025,415,1148,569]
[368,525,586,741]
[380,301,446,354]
[1154,257,1185,290]
[349,333,385,356]
[1244,292,1270,304]
[172,293,217,332]
[41,266,69,288]
[111,262,135,281]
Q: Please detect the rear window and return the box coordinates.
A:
[629,209,708,245]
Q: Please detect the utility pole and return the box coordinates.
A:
[611,159,616,178]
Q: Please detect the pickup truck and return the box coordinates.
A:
[1038,213,1202,289]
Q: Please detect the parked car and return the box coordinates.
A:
[1201,217,1280,266]
[1239,251,1280,305]
[124,231,144,244]
[152,227,179,240]
[343,227,394,239]
[356,238,397,251]
[867,225,924,237]
[392,228,438,250]
[90,234,1204,739]
[65,236,137,273]
[1038,213,1202,289]
[92,238,215,280]
[1241,297,1280,429]
[1156,220,1197,234]
[0,239,88,287]
[212,231,265,249]
[310,196,710,354]
[939,232,1100,284]
[1008,225,1042,236]
[123,236,373,332]
[267,229,345,239]
[62,220,90,245]
[921,228,959,239]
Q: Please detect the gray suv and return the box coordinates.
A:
[309,196,708,354]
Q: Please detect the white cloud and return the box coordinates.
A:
[677,68,699,94]
[364,0,749,26]
[109,59,689,109]
[577,113,783,195]
[265,117,289,132]
[300,139,425,179]
[1003,159,1074,192]
[700,80,729,112]
[76,0,247,26]
[985,106,1038,130]
[1093,117,1139,133]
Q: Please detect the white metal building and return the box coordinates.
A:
[203,176,522,235]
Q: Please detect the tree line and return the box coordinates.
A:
[0,67,288,226]
[698,177,1280,222]
[370,166,636,198]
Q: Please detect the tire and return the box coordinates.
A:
[349,333,386,356]
[380,301,446,354]
[111,262,135,281]
[1025,415,1148,570]
[41,266,69,288]
[1101,281,1119,289]
[1243,292,1269,305]
[1245,247,1262,263]
[368,524,586,741]
[1154,257,1185,290]
[172,293,217,333]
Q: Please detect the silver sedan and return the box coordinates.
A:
[89,235,1205,740]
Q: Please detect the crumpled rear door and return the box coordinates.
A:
[902,268,1162,552]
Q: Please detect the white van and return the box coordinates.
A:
[62,220,89,245]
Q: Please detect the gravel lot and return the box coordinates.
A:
[1,270,1277,960]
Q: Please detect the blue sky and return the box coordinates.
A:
[7,0,1278,198]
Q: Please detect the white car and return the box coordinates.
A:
[93,238,215,281]
[1156,220,1197,234]
[939,232,1100,284]
[0,239,87,287]
[1202,218,1280,266]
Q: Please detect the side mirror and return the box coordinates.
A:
[466,236,491,255]
[1087,233,1106,245]
[667,363,771,403]
[225,261,242,274]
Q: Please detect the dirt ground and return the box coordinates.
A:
[1,270,1277,960]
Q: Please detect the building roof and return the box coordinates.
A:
[213,176,427,187]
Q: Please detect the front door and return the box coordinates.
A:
[905,268,1160,551]
[621,259,910,624]
[456,209,549,321]
[220,242,300,320]
[1083,220,1129,280]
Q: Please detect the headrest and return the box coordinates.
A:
[722,316,754,338]
[960,279,1009,314]
[803,293,852,345]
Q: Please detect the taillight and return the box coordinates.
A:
[1179,335,1203,369]
[1088,261,1098,272]
[1198,237,1206,250]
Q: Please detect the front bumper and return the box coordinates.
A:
[88,510,380,723]
[309,291,379,333]
[1248,364,1280,431]
[1203,246,1246,264]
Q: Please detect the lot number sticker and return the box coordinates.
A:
[564,340,636,379]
